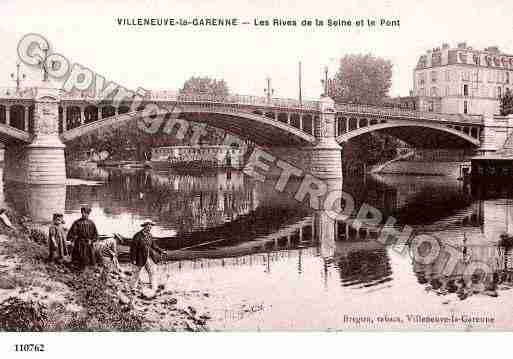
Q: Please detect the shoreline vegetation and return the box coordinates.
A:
[0,209,210,332]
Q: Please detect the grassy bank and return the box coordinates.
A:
[0,210,209,332]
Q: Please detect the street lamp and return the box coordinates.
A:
[264,76,274,103]
[321,65,329,97]
[10,62,26,92]
[321,58,338,98]
[38,43,56,82]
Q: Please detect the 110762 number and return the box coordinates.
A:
[14,344,45,352]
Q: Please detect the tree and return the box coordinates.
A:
[327,54,397,171]
[179,76,229,99]
[328,54,393,105]
[500,88,513,116]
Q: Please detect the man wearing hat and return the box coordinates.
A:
[67,206,99,269]
[48,213,68,263]
[129,220,165,291]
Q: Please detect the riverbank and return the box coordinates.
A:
[372,160,469,177]
[0,211,210,331]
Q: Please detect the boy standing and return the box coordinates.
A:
[48,213,68,263]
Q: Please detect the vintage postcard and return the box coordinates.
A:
[0,0,513,349]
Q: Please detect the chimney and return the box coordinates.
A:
[457,42,467,49]
[485,46,500,53]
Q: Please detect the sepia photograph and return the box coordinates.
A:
[1,0,513,355]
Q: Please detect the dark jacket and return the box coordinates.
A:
[67,218,98,267]
[130,229,165,267]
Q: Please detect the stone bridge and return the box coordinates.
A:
[0,86,505,185]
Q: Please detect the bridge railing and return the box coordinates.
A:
[335,103,484,124]
[54,88,319,110]
[0,86,485,124]
[146,91,320,111]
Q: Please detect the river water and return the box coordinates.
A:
[2,165,513,331]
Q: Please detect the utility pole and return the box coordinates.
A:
[298,61,303,105]
[264,76,274,103]
[320,65,330,97]
[10,62,26,92]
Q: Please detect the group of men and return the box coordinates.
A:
[48,206,165,291]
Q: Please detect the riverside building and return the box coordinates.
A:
[412,42,513,116]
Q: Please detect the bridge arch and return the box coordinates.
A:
[9,105,26,131]
[85,105,99,123]
[60,106,317,146]
[66,106,81,130]
[336,120,481,147]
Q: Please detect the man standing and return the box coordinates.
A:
[129,220,165,291]
[67,206,98,270]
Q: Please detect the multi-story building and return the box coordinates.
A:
[413,42,513,117]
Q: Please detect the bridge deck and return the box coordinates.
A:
[0,86,483,124]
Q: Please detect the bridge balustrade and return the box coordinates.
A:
[58,88,320,111]
[335,103,483,124]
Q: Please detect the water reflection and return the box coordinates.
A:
[413,243,513,300]
[64,169,261,237]
[334,241,392,288]
[6,165,513,329]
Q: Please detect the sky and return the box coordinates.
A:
[0,0,512,100]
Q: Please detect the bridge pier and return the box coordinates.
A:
[479,114,513,155]
[308,96,342,179]
[270,96,342,180]
[3,89,66,185]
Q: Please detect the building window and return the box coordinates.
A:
[431,71,437,83]
[428,101,434,112]
[507,72,510,84]
[464,100,468,114]
[445,86,450,96]
[445,70,450,82]
[498,86,502,98]
[430,87,438,97]
[463,84,469,97]
[473,70,479,83]
[417,72,425,87]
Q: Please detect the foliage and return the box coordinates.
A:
[66,271,145,331]
[179,76,229,99]
[66,121,229,161]
[500,88,513,116]
[328,54,393,105]
[0,297,49,331]
[327,53,397,169]
[342,133,402,168]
